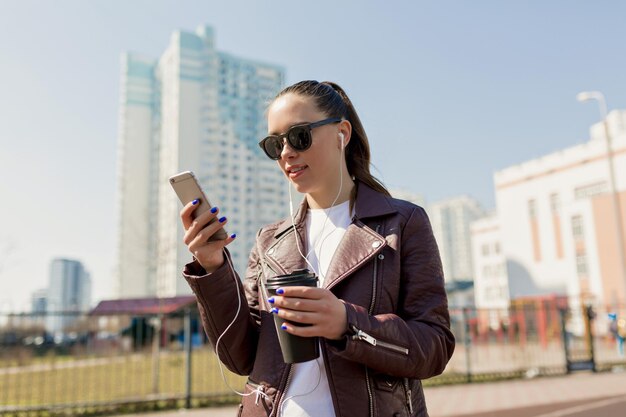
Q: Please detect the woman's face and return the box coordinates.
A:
[267,93,344,196]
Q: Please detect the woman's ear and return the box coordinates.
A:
[338,120,352,149]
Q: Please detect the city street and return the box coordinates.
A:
[118,368,626,416]
[457,396,626,417]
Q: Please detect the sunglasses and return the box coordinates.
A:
[258,117,342,160]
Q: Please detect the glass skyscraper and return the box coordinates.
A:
[116,25,286,298]
[46,259,91,334]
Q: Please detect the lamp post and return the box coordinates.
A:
[577,91,626,305]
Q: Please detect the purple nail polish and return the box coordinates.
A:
[281,324,287,330]
[268,297,275,304]
[192,199,199,205]
[230,233,237,239]
[210,206,218,213]
[276,288,284,295]
[219,216,226,223]
[271,307,279,314]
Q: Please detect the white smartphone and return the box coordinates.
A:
[169,171,228,241]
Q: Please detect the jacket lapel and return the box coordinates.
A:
[263,182,397,284]
[264,199,309,275]
[323,220,387,290]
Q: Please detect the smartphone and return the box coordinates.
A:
[169,171,228,241]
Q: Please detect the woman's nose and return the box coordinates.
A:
[280,138,297,159]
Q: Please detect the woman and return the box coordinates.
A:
[180,80,455,417]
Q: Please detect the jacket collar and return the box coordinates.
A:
[264,182,396,286]
[273,181,397,238]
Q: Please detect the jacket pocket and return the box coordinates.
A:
[373,373,400,392]
[372,372,409,417]
[240,378,273,416]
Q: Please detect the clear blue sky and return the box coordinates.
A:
[1,0,626,311]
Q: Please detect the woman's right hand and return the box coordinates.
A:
[180,201,236,273]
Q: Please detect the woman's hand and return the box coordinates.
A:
[269,287,348,340]
[180,201,235,273]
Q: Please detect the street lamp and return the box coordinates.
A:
[577,91,626,306]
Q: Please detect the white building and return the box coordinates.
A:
[470,215,510,328]
[484,110,626,309]
[428,196,486,282]
[116,26,287,298]
[46,259,91,334]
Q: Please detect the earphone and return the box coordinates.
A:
[339,132,344,147]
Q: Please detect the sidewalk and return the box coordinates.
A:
[117,369,626,417]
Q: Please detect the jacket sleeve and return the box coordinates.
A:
[329,206,455,379]
[183,236,263,376]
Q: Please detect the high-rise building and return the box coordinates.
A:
[46,259,91,334]
[116,25,286,298]
[31,289,48,315]
[428,196,486,282]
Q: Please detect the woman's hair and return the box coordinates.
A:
[271,80,390,200]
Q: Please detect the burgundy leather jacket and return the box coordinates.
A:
[183,182,455,417]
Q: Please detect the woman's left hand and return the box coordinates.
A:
[269,287,348,340]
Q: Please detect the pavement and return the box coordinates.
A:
[116,368,626,416]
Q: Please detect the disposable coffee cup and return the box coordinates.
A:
[264,269,319,363]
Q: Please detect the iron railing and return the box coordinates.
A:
[1,303,625,416]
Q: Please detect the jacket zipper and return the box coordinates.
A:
[365,367,374,417]
[362,224,382,417]
[352,327,410,355]
[403,378,414,415]
[272,364,294,417]
[368,224,382,315]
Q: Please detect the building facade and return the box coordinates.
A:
[490,110,626,308]
[46,259,91,334]
[116,25,286,298]
[428,196,486,282]
[31,289,48,315]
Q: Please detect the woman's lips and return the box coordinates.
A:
[287,165,307,179]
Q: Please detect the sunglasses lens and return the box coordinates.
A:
[263,136,283,160]
[288,127,311,151]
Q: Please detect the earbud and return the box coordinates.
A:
[339,132,345,147]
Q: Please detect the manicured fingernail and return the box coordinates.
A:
[230,233,237,239]
[268,297,275,304]
[271,307,279,314]
[192,199,199,205]
[276,288,284,295]
[210,206,218,213]
[281,324,287,330]
[219,216,226,223]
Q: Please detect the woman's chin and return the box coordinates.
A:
[290,181,308,194]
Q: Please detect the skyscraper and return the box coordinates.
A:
[46,258,91,334]
[116,25,286,298]
[428,196,486,282]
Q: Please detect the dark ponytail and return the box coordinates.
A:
[271,80,390,203]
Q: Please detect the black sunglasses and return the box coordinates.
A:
[258,117,342,160]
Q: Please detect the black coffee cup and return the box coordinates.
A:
[264,269,319,363]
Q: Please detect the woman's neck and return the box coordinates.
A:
[306,177,355,209]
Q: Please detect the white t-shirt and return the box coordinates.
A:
[280,200,352,417]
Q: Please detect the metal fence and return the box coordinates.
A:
[1,303,625,416]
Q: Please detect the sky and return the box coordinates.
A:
[1,0,626,312]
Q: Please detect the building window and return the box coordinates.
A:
[550,193,560,213]
[574,181,608,200]
[482,244,490,256]
[571,215,584,239]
